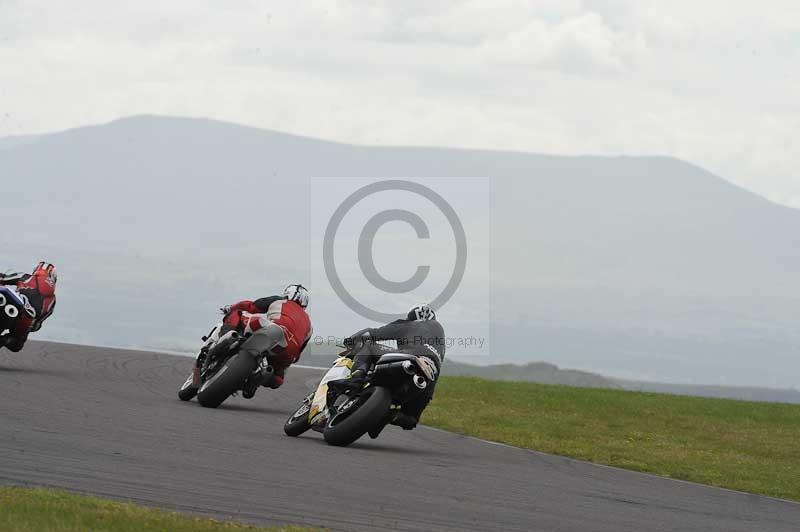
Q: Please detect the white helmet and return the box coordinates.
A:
[283,283,309,308]
[407,303,435,321]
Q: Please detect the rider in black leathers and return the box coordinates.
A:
[339,304,445,430]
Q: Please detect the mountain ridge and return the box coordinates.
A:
[2,114,798,388]
[3,113,773,204]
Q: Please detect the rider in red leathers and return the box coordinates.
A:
[184,284,312,398]
[0,262,57,352]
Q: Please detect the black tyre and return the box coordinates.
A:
[197,353,256,408]
[178,375,198,401]
[284,393,314,437]
[323,386,392,447]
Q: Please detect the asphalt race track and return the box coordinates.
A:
[1,342,798,531]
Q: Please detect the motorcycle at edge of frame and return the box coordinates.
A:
[0,286,35,350]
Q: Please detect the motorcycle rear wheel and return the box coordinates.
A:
[197,352,255,408]
[323,386,392,447]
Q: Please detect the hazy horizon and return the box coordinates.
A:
[3,114,799,390]
[3,113,797,213]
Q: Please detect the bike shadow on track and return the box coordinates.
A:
[217,402,288,415]
[0,364,63,377]
[175,401,288,415]
[287,432,451,457]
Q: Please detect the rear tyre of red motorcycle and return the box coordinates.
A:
[197,352,255,408]
[323,386,392,447]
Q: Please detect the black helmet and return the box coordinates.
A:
[407,303,435,321]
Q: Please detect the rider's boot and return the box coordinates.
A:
[328,368,367,392]
[264,373,284,389]
[390,388,433,431]
[243,359,274,399]
[242,380,258,399]
[330,339,374,392]
[389,412,418,430]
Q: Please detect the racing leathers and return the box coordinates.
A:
[0,263,57,352]
[345,317,446,429]
[217,296,313,389]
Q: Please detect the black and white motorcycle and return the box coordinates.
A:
[284,342,439,446]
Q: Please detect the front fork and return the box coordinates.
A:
[191,325,235,387]
[191,348,207,387]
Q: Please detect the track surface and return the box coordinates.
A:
[1,342,798,531]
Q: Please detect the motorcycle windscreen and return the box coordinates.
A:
[309,357,353,422]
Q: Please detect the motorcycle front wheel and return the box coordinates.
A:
[178,373,198,401]
[284,393,314,437]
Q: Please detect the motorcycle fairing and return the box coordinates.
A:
[0,286,36,318]
[308,357,353,424]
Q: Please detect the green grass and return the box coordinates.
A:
[0,487,317,532]
[425,376,800,501]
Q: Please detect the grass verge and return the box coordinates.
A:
[425,376,800,501]
[0,487,317,532]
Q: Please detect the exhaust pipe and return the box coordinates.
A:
[374,360,417,378]
[259,365,276,387]
[206,330,240,359]
[258,360,274,377]
[413,375,427,389]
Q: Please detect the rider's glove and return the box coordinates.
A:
[220,305,232,316]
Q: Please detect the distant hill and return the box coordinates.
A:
[2,115,799,389]
[442,359,618,388]
[0,134,40,151]
[296,351,800,404]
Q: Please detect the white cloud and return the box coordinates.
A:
[475,12,649,74]
[0,1,797,205]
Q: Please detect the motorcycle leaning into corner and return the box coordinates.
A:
[283,339,439,446]
[0,286,36,351]
[177,315,279,408]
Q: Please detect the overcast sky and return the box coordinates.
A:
[1,1,798,206]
